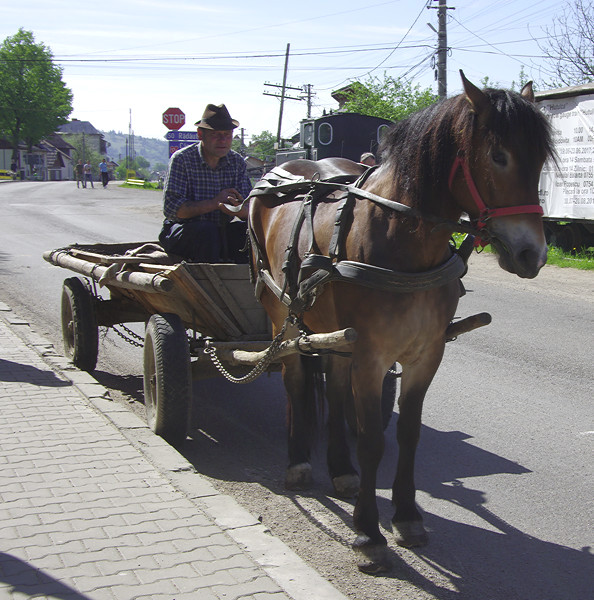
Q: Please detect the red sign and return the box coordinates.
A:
[162,107,185,130]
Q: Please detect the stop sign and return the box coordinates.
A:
[162,107,185,130]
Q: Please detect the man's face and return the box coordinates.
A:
[198,128,233,160]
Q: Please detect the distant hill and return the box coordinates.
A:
[102,130,169,168]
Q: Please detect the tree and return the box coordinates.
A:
[135,155,150,169]
[0,29,73,166]
[115,157,151,181]
[537,0,594,87]
[247,131,276,161]
[339,73,437,122]
[480,67,530,92]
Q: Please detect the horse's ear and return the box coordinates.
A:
[460,70,490,120]
[520,81,535,103]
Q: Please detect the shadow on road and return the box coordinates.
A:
[0,358,71,387]
[0,552,92,600]
[179,375,592,599]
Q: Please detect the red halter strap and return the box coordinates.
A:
[448,156,544,233]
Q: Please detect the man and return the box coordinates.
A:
[99,158,109,188]
[83,162,94,188]
[360,152,376,167]
[159,103,251,263]
[75,159,84,188]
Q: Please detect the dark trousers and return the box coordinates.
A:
[159,219,248,263]
[101,172,109,187]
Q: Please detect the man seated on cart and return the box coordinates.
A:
[159,103,252,263]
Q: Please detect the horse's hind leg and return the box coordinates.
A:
[325,356,359,498]
[391,359,442,548]
[283,353,322,490]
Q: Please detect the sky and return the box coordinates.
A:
[1,0,568,147]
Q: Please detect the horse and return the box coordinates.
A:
[247,71,555,573]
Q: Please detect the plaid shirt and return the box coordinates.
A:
[162,143,252,224]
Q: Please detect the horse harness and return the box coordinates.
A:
[248,166,472,314]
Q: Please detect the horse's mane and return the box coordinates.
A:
[378,87,555,214]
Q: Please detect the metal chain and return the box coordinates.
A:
[204,316,293,384]
[112,323,144,348]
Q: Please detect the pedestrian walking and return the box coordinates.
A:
[84,162,94,188]
[75,160,84,188]
[99,158,109,188]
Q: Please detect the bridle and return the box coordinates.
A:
[448,155,543,245]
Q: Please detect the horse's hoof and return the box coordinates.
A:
[393,520,428,548]
[332,473,359,498]
[353,535,390,574]
[285,463,312,490]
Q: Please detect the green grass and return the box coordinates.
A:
[118,181,162,190]
[545,245,594,270]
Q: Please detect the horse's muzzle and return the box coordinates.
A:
[492,237,547,278]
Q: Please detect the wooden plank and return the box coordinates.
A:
[197,264,255,335]
[184,263,270,336]
[166,266,242,339]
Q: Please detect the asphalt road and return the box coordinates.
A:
[0,180,592,600]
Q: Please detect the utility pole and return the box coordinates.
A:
[263,43,309,147]
[263,47,315,145]
[240,128,246,155]
[428,0,454,99]
[128,108,134,165]
[273,43,290,147]
[302,84,315,118]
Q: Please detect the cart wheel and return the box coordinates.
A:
[345,365,397,435]
[143,313,191,448]
[61,277,99,373]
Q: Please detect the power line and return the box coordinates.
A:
[79,0,402,55]
[5,44,436,64]
[316,1,430,92]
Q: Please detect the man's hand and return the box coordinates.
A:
[175,188,249,220]
[217,188,249,219]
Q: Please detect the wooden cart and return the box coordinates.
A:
[43,242,357,447]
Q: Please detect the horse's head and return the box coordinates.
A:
[452,71,555,279]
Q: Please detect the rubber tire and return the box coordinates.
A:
[61,277,99,373]
[547,222,583,253]
[143,313,191,448]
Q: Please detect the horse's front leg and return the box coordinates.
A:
[351,359,389,573]
[283,353,323,490]
[392,353,444,548]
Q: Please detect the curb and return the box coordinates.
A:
[0,302,348,600]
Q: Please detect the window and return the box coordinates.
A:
[377,124,390,144]
[303,122,314,147]
[318,122,333,145]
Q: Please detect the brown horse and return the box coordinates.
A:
[248,72,555,573]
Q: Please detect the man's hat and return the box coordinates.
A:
[194,104,239,130]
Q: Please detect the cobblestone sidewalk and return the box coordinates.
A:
[0,304,347,600]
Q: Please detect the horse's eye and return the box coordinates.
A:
[491,150,507,166]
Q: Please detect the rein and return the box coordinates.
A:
[448,156,544,245]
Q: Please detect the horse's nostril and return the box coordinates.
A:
[515,246,543,278]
